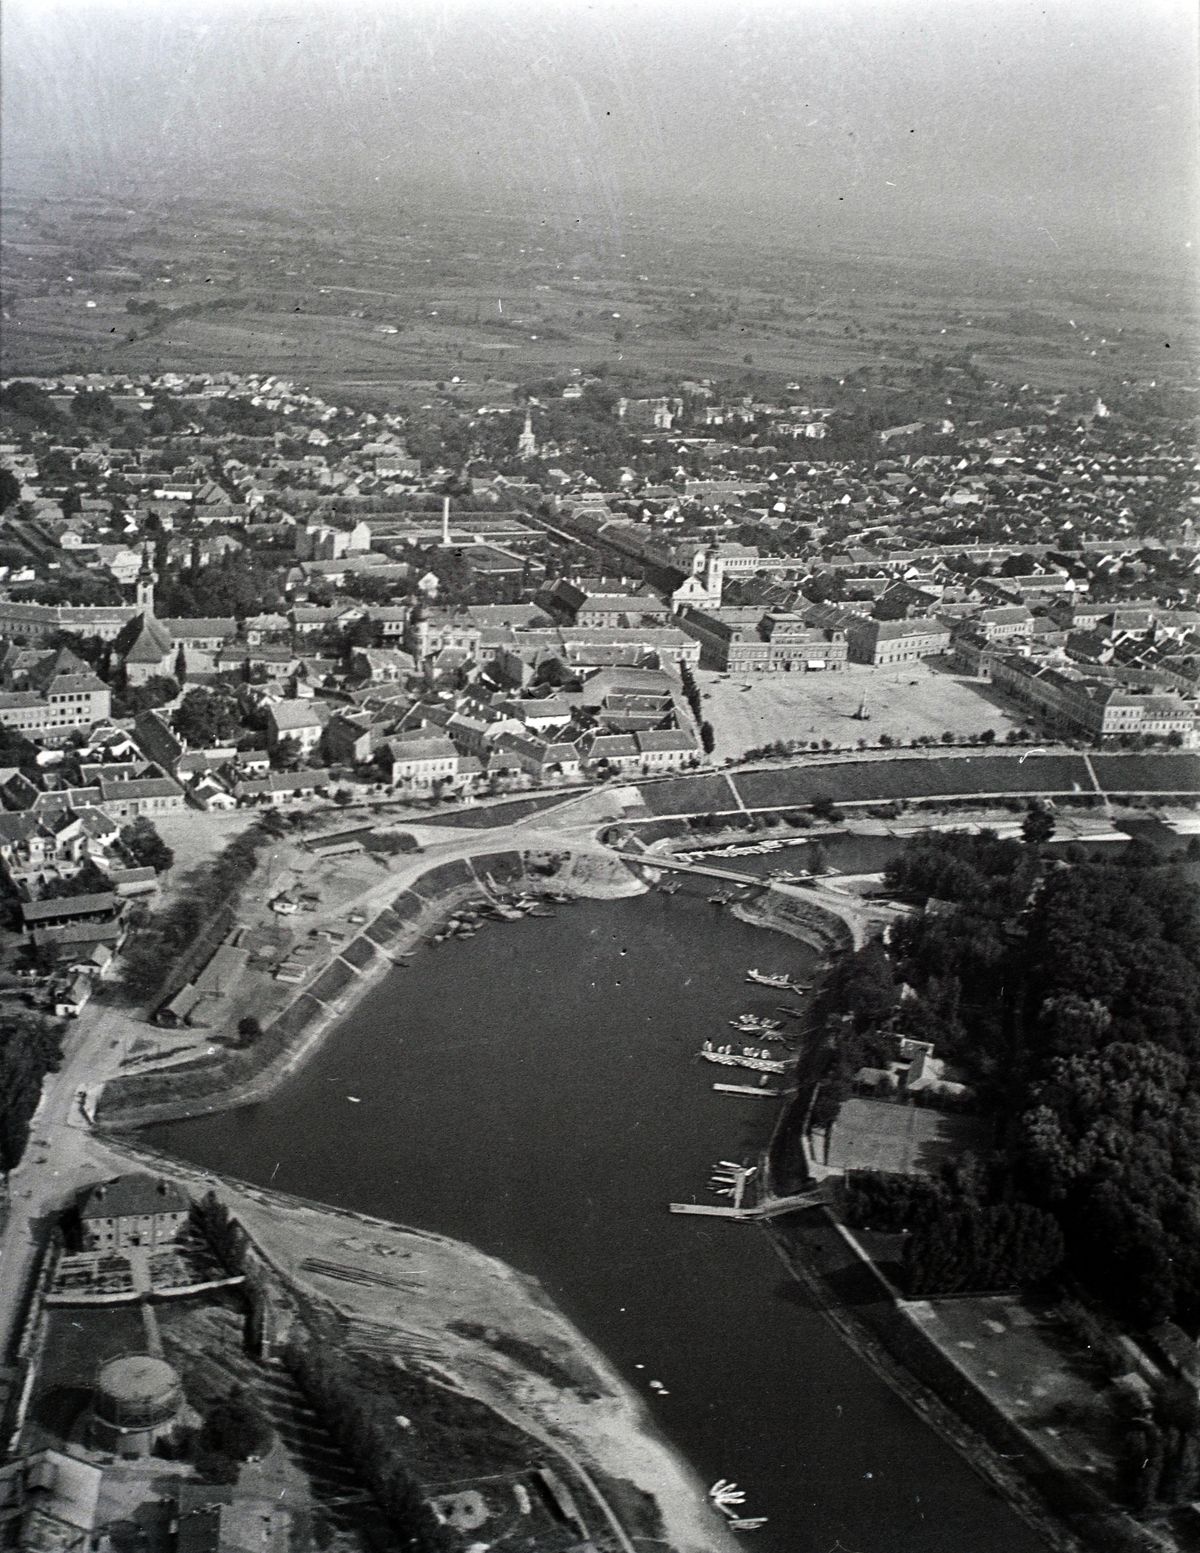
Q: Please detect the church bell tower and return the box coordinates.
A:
[136,546,157,613]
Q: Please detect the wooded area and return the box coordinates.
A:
[832,832,1200,1330]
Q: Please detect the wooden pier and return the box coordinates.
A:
[668,1187,828,1221]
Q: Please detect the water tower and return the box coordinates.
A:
[90,1354,183,1455]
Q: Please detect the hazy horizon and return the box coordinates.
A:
[3,0,1198,276]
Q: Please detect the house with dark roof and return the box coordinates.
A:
[21,892,118,933]
[132,710,185,773]
[78,1174,189,1250]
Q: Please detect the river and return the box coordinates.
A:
[147,886,1043,1553]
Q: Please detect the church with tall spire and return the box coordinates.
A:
[135,545,156,613]
[517,409,538,460]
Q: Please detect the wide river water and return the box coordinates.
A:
[148,881,1045,1553]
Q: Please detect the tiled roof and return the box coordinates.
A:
[79,1173,188,1221]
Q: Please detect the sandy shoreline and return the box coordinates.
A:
[99,1131,740,1553]
[88,849,745,1547]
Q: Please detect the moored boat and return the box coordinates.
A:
[746,968,793,989]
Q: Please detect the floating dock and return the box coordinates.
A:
[713,1082,781,1098]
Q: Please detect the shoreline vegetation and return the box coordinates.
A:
[765,831,1200,1553]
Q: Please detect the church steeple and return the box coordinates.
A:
[517,409,537,460]
[136,545,157,614]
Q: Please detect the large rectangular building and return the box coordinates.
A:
[677,606,847,672]
[989,651,1199,744]
[0,673,111,736]
[844,616,951,666]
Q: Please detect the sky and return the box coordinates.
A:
[3,0,1197,270]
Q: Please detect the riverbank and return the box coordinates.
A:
[730,887,854,957]
[765,1211,1087,1552]
[95,845,645,1130]
[98,1132,739,1553]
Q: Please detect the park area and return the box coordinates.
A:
[695,660,1024,761]
[821,1097,991,1176]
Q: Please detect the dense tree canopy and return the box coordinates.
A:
[831,832,1200,1326]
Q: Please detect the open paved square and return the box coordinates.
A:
[824,1097,991,1175]
[696,660,1023,762]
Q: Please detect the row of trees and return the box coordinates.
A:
[0,1011,64,1175]
[120,820,275,1005]
[284,1340,450,1551]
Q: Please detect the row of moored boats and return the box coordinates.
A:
[430,892,574,943]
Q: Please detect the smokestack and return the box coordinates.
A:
[442,495,451,546]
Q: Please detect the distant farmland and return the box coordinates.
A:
[3,191,1195,390]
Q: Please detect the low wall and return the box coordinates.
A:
[44,1275,246,1307]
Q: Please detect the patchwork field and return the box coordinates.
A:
[4,191,1196,391]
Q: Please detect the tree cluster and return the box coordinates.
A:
[0,1012,64,1174]
[194,1388,273,1482]
[284,1340,450,1551]
[172,687,243,748]
[121,817,174,873]
[1122,1380,1200,1510]
[154,548,286,619]
[849,832,1200,1326]
[902,1203,1064,1296]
